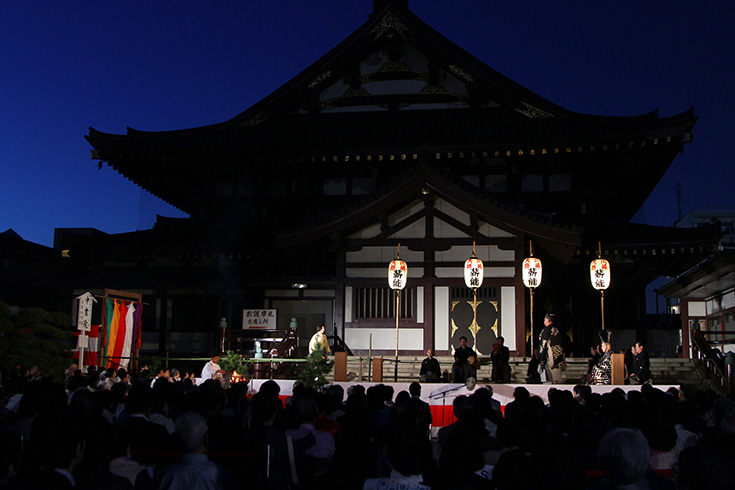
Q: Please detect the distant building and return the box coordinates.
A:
[659,209,735,355]
[0,229,61,310]
[676,210,735,248]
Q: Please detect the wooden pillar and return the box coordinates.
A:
[680,298,691,359]
[424,196,436,352]
[515,236,527,356]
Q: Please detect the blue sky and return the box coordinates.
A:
[2,1,734,247]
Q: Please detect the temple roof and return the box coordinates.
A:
[86,1,696,217]
[657,249,735,299]
[278,163,582,260]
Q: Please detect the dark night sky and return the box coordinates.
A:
[2,1,734,247]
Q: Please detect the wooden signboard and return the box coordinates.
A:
[334,351,348,382]
[372,357,383,382]
[611,353,625,385]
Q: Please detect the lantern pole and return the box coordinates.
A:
[395,288,400,382]
[472,241,478,332]
[395,244,401,382]
[529,240,535,354]
[598,242,605,331]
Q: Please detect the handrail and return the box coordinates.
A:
[329,332,353,356]
[691,330,731,395]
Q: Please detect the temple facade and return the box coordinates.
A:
[72,1,719,358]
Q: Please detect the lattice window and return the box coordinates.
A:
[450,286,498,300]
[354,287,414,319]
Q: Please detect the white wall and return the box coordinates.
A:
[344,327,424,350]
[435,286,450,351]
[501,286,516,350]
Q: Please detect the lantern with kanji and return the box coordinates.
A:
[590,243,611,330]
[464,256,484,289]
[590,259,611,290]
[388,258,408,290]
[522,257,542,289]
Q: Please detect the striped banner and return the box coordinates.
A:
[104,299,142,370]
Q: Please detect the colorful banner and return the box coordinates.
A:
[103,299,142,370]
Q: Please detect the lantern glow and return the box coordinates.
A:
[388,259,408,290]
[522,257,542,288]
[464,257,484,289]
[590,258,611,290]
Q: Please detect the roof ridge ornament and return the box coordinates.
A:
[516,101,554,118]
[449,65,474,83]
[368,10,412,40]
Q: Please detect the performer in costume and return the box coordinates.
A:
[308,325,331,356]
[539,314,566,384]
[591,341,613,385]
[201,353,223,381]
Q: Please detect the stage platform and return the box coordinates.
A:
[250,379,677,429]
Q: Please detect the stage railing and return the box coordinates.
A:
[691,329,732,394]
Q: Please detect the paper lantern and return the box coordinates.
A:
[522,257,542,288]
[388,259,408,290]
[464,257,484,289]
[590,258,611,290]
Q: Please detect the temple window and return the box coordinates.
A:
[521,174,543,192]
[268,181,288,196]
[485,175,507,192]
[549,173,572,192]
[291,180,309,196]
[461,175,479,187]
[215,181,233,198]
[237,181,255,197]
[354,287,415,319]
[323,178,347,196]
[351,177,375,195]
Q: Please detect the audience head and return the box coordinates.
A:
[387,433,432,478]
[409,381,421,397]
[597,428,650,485]
[294,395,319,424]
[174,412,208,454]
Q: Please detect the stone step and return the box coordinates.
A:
[331,355,714,388]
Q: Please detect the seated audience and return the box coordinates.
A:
[156,412,239,490]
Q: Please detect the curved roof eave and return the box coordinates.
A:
[277,163,582,249]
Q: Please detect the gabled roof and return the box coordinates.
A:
[577,221,722,279]
[278,162,583,261]
[277,162,721,272]
[86,0,696,215]
[657,249,735,299]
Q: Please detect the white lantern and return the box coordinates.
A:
[388,259,408,290]
[522,257,542,288]
[590,258,611,290]
[464,257,484,289]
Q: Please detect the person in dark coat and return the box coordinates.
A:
[629,342,652,384]
[490,336,511,383]
[419,349,441,383]
[452,337,477,383]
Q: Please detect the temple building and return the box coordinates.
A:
[71,0,719,358]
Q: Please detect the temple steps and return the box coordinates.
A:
[329,356,716,391]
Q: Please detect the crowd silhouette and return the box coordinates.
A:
[0,364,734,489]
